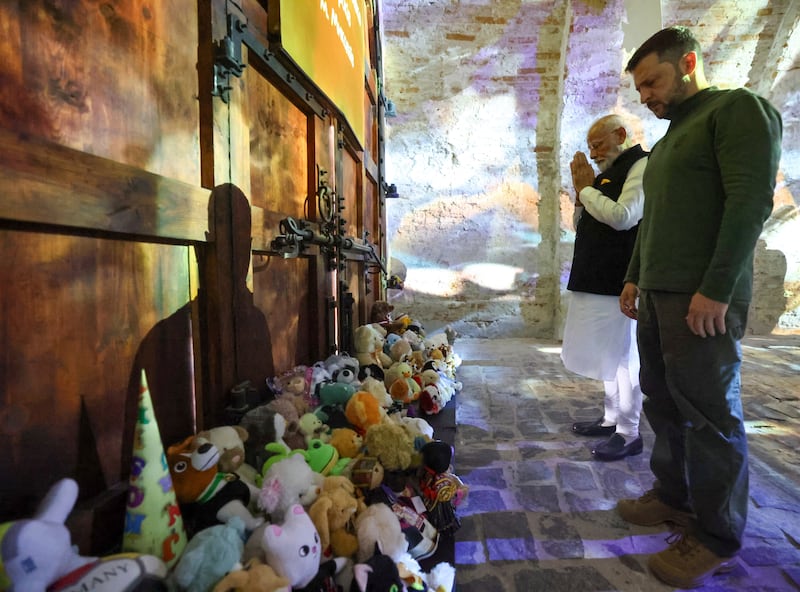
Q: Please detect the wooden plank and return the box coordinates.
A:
[246,63,310,217]
[0,129,210,242]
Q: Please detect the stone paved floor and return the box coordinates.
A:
[451,334,800,591]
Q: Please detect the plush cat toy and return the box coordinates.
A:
[260,504,348,591]
[167,435,264,536]
[351,544,404,592]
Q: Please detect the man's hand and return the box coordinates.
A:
[570,151,595,194]
[619,282,639,319]
[686,292,728,337]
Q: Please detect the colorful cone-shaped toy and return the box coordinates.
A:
[122,369,187,567]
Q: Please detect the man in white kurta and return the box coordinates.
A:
[561,114,646,461]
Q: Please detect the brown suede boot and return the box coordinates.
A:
[648,531,737,588]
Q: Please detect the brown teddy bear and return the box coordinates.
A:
[364,422,417,471]
[370,300,410,335]
[329,427,364,459]
[212,557,289,592]
[307,485,364,559]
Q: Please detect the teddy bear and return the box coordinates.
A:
[401,328,424,351]
[394,414,435,443]
[264,397,306,451]
[354,502,408,563]
[388,335,413,363]
[307,485,363,559]
[407,349,427,373]
[170,516,246,592]
[259,504,349,591]
[194,425,261,489]
[328,427,363,459]
[211,557,290,592]
[369,299,394,325]
[364,421,417,471]
[369,300,410,335]
[269,366,311,416]
[358,373,393,408]
[166,435,265,537]
[353,324,392,369]
[297,412,331,445]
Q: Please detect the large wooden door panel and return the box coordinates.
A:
[247,65,310,217]
[0,230,197,518]
[0,1,200,184]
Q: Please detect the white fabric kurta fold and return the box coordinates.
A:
[561,292,634,381]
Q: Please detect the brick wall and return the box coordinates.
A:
[381,0,800,337]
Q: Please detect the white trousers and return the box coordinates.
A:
[561,292,643,438]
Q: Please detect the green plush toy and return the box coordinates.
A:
[301,438,352,476]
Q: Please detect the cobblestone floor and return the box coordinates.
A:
[451,334,800,591]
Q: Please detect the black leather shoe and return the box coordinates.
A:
[572,418,616,437]
[592,434,644,461]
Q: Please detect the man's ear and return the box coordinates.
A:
[680,51,698,76]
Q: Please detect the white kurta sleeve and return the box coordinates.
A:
[578,157,647,231]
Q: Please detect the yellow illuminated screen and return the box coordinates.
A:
[278,0,366,146]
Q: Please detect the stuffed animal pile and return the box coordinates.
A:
[4,304,463,592]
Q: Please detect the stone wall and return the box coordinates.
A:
[381,0,800,337]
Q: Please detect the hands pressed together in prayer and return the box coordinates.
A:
[570,151,595,206]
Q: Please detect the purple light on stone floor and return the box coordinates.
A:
[486,537,538,561]
[454,540,487,565]
[458,489,506,516]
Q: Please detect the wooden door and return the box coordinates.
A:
[0,0,387,555]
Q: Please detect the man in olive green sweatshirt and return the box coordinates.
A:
[616,26,782,589]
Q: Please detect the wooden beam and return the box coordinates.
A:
[0,129,210,242]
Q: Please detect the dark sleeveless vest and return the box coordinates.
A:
[567,144,647,296]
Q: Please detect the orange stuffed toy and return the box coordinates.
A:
[344,391,386,436]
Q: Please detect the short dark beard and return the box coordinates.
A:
[661,74,690,119]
